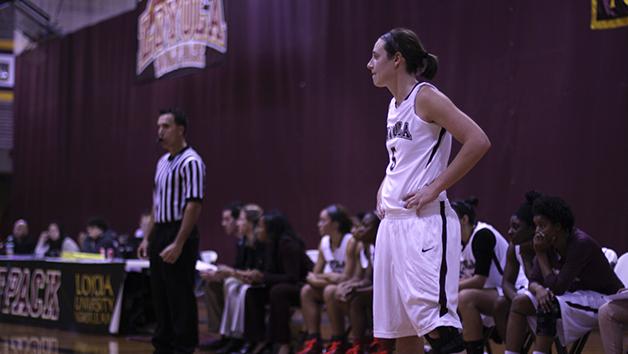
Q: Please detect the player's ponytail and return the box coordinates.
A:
[421,52,438,80]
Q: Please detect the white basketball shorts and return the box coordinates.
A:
[373,200,462,338]
[523,289,608,345]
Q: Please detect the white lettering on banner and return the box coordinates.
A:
[0,267,61,321]
[137,0,227,78]
[12,267,30,316]
[29,269,45,318]
[43,271,61,320]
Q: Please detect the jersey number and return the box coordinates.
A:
[389,147,397,171]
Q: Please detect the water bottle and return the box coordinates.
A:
[5,236,14,256]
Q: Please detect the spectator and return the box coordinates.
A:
[5,219,36,255]
[34,222,79,257]
[81,217,118,256]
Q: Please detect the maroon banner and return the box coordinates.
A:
[136,0,227,79]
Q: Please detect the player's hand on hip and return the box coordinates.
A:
[402,185,438,213]
[375,202,385,219]
[160,242,183,263]
[376,194,385,219]
[137,239,149,259]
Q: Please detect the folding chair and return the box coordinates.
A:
[520,331,590,354]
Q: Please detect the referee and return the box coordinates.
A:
[138,108,205,354]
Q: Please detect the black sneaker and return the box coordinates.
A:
[232,341,256,354]
[216,338,244,354]
[200,336,229,350]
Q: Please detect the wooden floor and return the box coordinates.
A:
[0,321,622,353]
[0,297,626,353]
[0,321,154,353]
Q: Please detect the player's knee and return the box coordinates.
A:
[494,295,509,309]
[536,298,560,337]
[457,289,476,309]
[598,301,612,322]
[510,293,531,315]
[323,285,337,302]
[300,284,314,300]
[493,295,511,315]
[424,326,465,354]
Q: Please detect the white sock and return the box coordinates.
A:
[504,351,520,354]
[532,351,547,354]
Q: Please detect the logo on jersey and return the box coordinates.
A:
[460,259,475,280]
[137,0,227,78]
[328,260,345,273]
[387,121,413,141]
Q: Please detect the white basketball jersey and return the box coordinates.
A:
[381,82,452,212]
[460,222,508,289]
[514,244,529,290]
[321,233,352,273]
[359,243,376,269]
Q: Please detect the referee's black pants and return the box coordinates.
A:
[149,222,199,354]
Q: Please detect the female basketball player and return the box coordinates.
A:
[367,28,491,354]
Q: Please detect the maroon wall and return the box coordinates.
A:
[10,1,628,263]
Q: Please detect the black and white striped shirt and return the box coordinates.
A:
[153,146,205,223]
